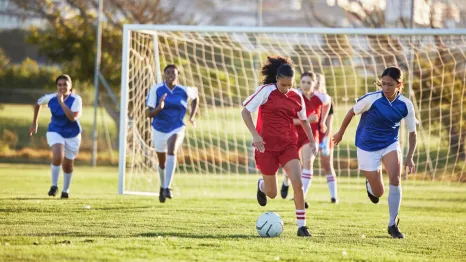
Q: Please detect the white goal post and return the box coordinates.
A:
[119,25,466,195]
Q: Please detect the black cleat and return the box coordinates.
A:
[297,226,312,237]
[280,182,289,199]
[304,201,309,209]
[388,219,405,239]
[256,178,267,206]
[60,192,69,199]
[159,187,166,203]
[331,198,339,204]
[163,188,173,199]
[366,179,379,204]
[48,186,58,197]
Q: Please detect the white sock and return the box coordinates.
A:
[51,164,61,186]
[158,166,165,188]
[164,155,176,189]
[259,178,265,193]
[326,174,337,199]
[283,172,289,186]
[62,172,72,193]
[302,169,313,195]
[296,209,306,228]
[366,179,375,196]
[388,184,402,226]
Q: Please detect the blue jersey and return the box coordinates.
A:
[37,93,82,138]
[353,91,417,151]
[146,82,198,133]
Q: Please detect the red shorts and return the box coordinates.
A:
[319,132,334,148]
[254,146,300,175]
[297,129,320,150]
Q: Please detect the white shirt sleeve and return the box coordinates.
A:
[242,85,271,113]
[404,100,418,132]
[146,85,158,108]
[297,93,307,121]
[353,93,380,115]
[37,93,56,106]
[316,92,331,105]
[71,95,83,118]
[186,86,198,100]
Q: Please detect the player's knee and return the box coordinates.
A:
[390,178,400,186]
[62,166,73,174]
[373,187,384,197]
[267,189,277,199]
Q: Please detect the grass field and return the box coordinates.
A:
[1,163,465,261]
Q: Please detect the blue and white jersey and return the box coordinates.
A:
[37,93,82,138]
[146,82,198,133]
[353,91,418,151]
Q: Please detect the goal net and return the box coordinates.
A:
[119,25,466,195]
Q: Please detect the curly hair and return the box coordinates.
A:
[261,55,294,84]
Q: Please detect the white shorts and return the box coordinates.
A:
[46,132,82,160]
[152,126,185,153]
[357,142,401,171]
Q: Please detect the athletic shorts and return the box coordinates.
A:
[46,132,81,160]
[254,145,300,175]
[152,126,185,153]
[297,128,319,150]
[357,142,401,171]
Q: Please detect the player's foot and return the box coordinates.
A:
[304,201,309,209]
[366,179,379,204]
[48,186,58,197]
[388,219,405,239]
[60,192,69,199]
[280,182,289,199]
[163,188,173,199]
[297,226,312,237]
[256,178,267,206]
[331,198,339,204]
[159,187,166,203]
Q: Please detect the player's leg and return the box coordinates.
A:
[153,128,168,202]
[300,143,315,201]
[382,144,405,238]
[60,135,81,199]
[46,132,65,197]
[254,150,280,206]
[357,147,384,203]
[164,128,185,199]
[321,141,338,203]
[280,167,290,199]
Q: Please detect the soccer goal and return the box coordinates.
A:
[119,25,466,195]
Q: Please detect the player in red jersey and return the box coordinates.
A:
[279,72,330,209]
[241,56,317,237]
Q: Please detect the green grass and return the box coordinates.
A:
[1,163,465,261]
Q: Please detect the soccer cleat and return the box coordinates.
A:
[158,187,166,203]
[60,192,69,199]
[48,186,58,197]
[280,182,289,199]
[256,178,267,206]
[331,198,339,204]
[388,219,405,239]
[304,201,309,209]
[297,226,312,237]
[163,188,173,199]
[366,179,379,204]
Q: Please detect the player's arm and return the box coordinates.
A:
[57,94,80,122]
[318,94,331,133]
[187,87,199,125]
[145,87,166,118]
[242,87,268,152]
[333,108,354,145]
[404,101,418,174]
[30,104,42,136]
[241,108,264,152]
[296,97,317,156]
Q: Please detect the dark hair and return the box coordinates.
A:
[164,64,178,73]
[55,74,73,92]
[376,66,404,90]
[261,55,294,84]
[301,71,316,82]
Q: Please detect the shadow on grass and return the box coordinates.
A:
[136,232,255,239]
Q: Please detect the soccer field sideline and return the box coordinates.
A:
[0,163,465,261]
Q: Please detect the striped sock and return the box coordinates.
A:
[326,174,337,199]
[302,169,313,195]
[296,209,306,228]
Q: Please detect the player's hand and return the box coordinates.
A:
[252,134,265,153]
[404,157,416,174]
[308,113,318,123]
[189,118,196,128]
[57,92,64,104]
[157,94,167,110]
[320,122,327,133]
[29,123,38,136]
[332,131,343,146]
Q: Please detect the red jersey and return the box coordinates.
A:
[295,90,330,140]
[243,84,306,151]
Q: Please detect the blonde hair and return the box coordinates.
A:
[315,73,327,94]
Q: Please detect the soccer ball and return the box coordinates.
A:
[256,212,284,237]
